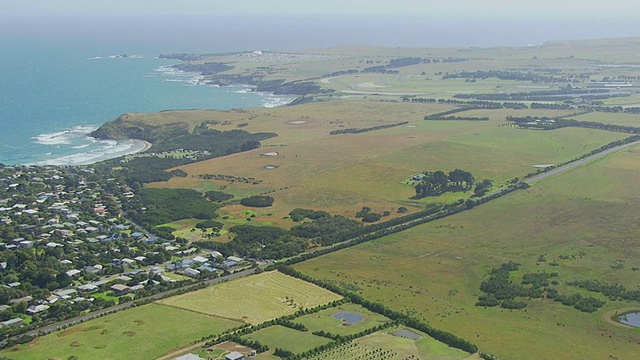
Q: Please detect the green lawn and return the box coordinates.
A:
[246,325,332,354]
[294,302,392,336]
[1,303,241,360]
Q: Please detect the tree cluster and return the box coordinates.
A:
[124,188,219,227]
[240,195,274,207]
[414,169,475,198]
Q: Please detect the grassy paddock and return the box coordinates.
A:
[246,325,332,354]
[1,303,241,360]
[293,302,392,336]
[157,271,342,324]
[294,144,640,360]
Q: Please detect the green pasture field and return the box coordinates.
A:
[302,326,474,360]
[1,303,241,360]
[247,325,332,355]
[293,302,392,336]
[572,111,640,127]
[157,271,342,324]
[294,142,640,359]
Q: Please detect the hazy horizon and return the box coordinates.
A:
[1,0,639,54]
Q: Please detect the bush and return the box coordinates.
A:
[195,220,224,229]
[240,195,274,207]
[361,212,382,223]
[205,190,234,203]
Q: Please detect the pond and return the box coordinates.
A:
[618,312,640,327]
[332,311,364,324]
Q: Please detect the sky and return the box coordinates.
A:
[1,0,639,52]
[2,0,638,17]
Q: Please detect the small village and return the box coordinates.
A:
[0,165,248,335]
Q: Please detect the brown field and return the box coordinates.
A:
[146,101,625,225]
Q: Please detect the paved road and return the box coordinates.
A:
[524,140,640,184]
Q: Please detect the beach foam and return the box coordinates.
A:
[32,139,149,166]
[32,125,100,145]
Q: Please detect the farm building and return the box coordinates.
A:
[225,351,245,360]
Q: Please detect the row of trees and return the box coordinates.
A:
[329,121,409,135]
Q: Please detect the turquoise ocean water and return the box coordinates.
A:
[0,41,296,165]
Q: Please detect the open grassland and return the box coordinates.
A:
[1,303,240,360]
[293,302,392,336]
[148,101,625,223]
[247,325,332,354]
[294,143,640,360]
[157,271,342,324]
[572,112,640,127]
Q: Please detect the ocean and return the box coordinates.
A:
[0,41,296,166]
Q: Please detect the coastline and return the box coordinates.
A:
[29,138,153,166]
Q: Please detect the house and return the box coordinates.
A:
[130,284,145,292]
[121,258,136,266]
[193,255,209,263]
[184,268,200,278]
[1,318,24,328]
[76,284,98,292]
[207,250,224,259]
[53,289,77,299]
[9,296,32,305]
[225,351,245,360]
[130,232,144,239]
[197,265,217,273]
[144,236,159,244]
[110,284,131,295]
[18,240,34,248]
[227,256,243,263]
[127,269,144,276]
[26,304,50,314]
